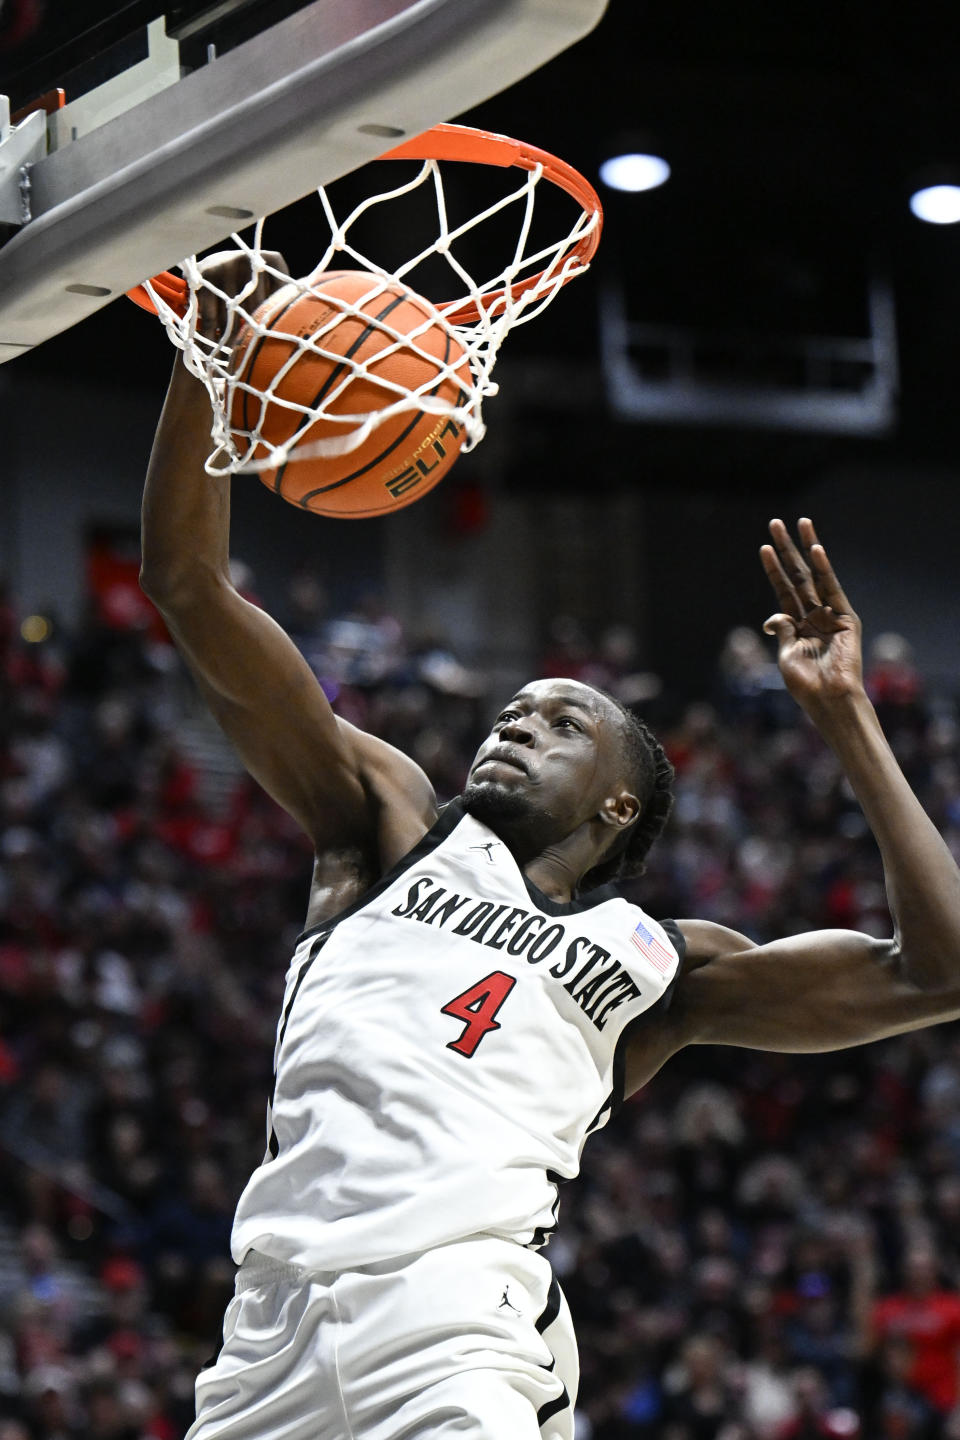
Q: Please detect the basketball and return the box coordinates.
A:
[227,270,471,518]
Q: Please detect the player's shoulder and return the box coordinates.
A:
[620,918,759,1096]
[673,918,759,973]
[339,718,438,826]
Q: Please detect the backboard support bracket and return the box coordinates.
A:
[0,100,47,227]
[48,18,182,152]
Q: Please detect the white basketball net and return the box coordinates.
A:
[144,153,600,478]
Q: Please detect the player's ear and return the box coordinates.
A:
[598,790,640,833]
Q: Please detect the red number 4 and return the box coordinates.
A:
[441,971,516,1058]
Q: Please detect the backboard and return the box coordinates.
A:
[0,0,608,363]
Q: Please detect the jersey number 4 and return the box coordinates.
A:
[441,971,517,1058]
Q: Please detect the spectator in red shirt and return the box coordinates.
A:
[869,1248,960,1414]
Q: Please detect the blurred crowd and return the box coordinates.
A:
[2,567,960,1440]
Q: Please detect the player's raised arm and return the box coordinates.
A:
[139,253,437,864]
[631,519,960,1079]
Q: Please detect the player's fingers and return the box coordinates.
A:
[196,287,225,343]
[260,250,291,278]
[798,518,856,617]
[768,518,822,613]
[796,604,846,639]
[762,612,799,643]
[760,543,804,621]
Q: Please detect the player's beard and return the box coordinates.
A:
[460,783,538,829]
[461,778,547,838]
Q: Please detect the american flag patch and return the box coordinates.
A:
[630,918,676,974]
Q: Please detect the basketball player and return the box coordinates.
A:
[140,260,960,1440]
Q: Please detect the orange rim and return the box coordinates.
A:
[127,273,191,314]
[126,122,603,323]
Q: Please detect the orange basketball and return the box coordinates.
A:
[228,270,471,518]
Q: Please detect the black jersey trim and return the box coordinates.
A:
[609,916,687,1113]
[530,1219,559,1249]
[535,1273,572,1429]
[297,799,466,945]
[529,1170,565,1249]
[537,1387,572,1429]
[268,929,330,1157]
[280,932,330,1048]
[584,1090,614,1141]
[456,794,624,916]
[198,1342,223,1374]
[535,1276,562,1334]
[521,873,622,917]
[299,796,640,940]
[466,806,622,916]
[659,918,687,969]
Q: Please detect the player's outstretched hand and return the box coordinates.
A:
[194,248,291,346]
[760,518,864,714]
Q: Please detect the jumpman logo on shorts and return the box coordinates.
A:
[498,1286,521,1314]
[470,842,502,863]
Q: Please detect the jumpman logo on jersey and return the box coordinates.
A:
[498,1286,521,1314]
[470,841,502,864]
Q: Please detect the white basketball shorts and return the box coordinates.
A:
[186,1235,578,1440]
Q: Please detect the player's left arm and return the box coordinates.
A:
[666,518,960,1055]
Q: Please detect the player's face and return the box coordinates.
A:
[463,678,631,839]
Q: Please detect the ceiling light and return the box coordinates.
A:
[909,184,960,225]
[599,153,671,194]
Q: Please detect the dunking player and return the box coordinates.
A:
[141,264,960,1440]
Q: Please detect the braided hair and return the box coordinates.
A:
[580,691,675,892]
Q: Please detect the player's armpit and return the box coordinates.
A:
[670,927,960,1053]
[621,919,759,1094]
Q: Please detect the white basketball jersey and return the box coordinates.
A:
[231,800,683,1272]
